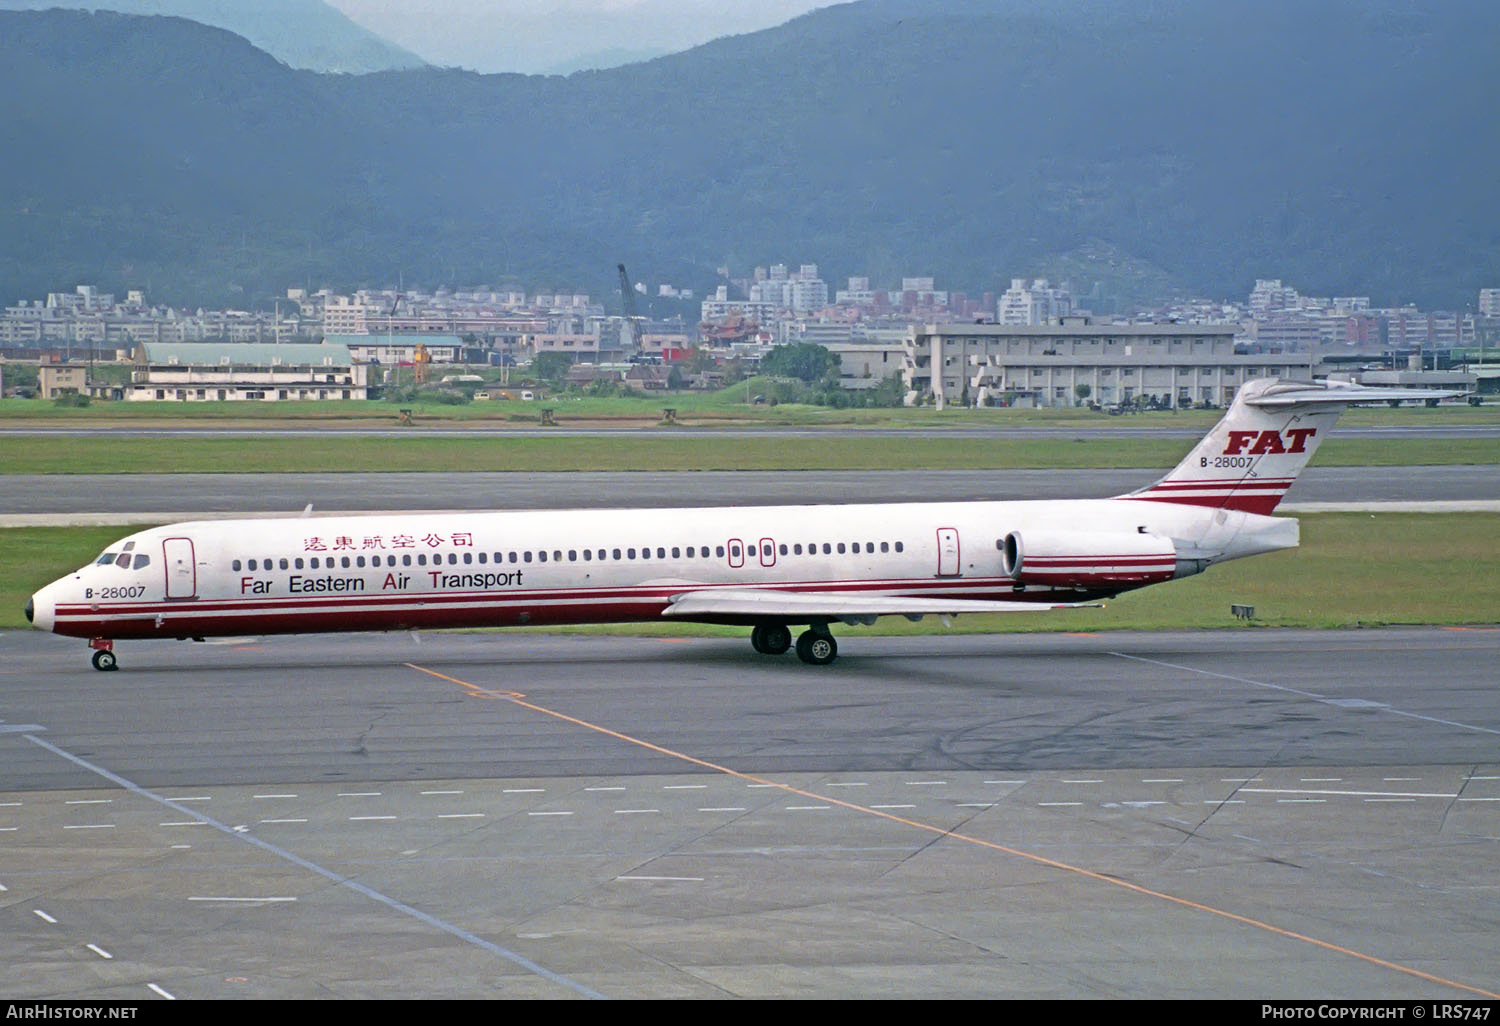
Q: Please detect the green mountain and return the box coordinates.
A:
[0,1,1495,310]
[0,0,426,73]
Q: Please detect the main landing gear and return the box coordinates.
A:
[89,638,117,672]
[750,623,838,665]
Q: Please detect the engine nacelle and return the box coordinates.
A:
[1001,529,1180,589]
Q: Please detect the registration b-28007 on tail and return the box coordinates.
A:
[26,379,1451,670]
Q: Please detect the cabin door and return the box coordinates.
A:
[163,537,197,599]
[936,527,961,577]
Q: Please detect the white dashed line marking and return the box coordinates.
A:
[147,984,175,1000]
[34,910,57,924]
[86,944,113,960]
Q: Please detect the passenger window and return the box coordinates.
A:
[248,559,258,571]
[232,559,242,571]
[895,541,904,553]
[538,551,548,562]
[280,558,289,569]
[295,558,305,569]
[341,556,351,568]
[671,547,680,559]
[463,552,473,564]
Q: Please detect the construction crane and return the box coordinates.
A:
[617,263,644,356]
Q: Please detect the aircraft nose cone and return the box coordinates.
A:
[24,597,34,623]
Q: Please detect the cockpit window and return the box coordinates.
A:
[132,554,151,570]
[114,553,133,568]
[95,551,116,565]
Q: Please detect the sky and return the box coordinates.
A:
[325,0,839,75]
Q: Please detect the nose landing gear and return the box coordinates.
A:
[89,639,117,672]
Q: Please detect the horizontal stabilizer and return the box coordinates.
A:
[1243,380,1465,407]
[663,587,1094,621]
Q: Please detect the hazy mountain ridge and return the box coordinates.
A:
[0,0,426,72]
[1,1,1495,309]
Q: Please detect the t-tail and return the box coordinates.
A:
[1119,378,1454,515]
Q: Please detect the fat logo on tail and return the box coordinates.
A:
[1121,378,1347,515]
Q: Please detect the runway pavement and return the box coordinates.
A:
[2,627,1497,999]
[4,465,1499,523]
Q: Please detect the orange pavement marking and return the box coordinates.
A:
[405,660,1498,999]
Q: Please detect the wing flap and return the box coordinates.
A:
[662,587,1095,621]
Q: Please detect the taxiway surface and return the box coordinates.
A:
[2,627,1496,999]
[5,465,1499,519]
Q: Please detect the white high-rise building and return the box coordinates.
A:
[1479,289,1500,318]
[997,278,1074,325]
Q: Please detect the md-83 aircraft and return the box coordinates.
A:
[26,378,1451,670]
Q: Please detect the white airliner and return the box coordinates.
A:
[26,378,1450,671]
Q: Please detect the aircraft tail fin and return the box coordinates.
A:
[1120,378,1457,515]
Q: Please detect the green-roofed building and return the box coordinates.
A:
[128,342,368,402]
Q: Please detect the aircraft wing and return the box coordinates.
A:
[662,587,1096,623]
